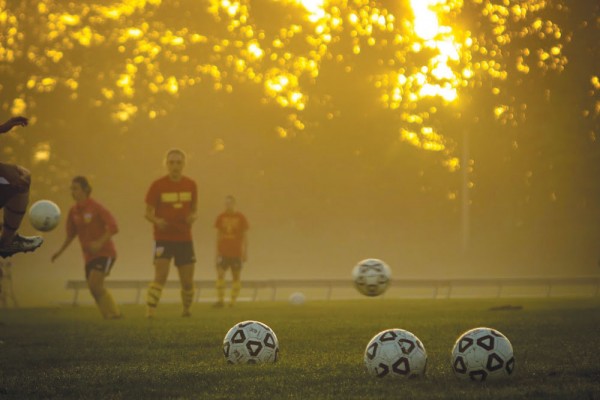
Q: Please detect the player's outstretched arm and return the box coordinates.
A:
[51,233,76,262]
[0,117,28,134]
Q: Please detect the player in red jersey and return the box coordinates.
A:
[51,176,121,319]
[214,195,248,307]
[0,116,43,258]
[144,149,198,318]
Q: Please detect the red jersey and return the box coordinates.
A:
[66,198,118,263]
[145,175,197,242]
[215,211,248,258]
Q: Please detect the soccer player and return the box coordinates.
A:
[0,116,43,258]
[214,195,248,307]
[144,149,197,318]
[51,176,121,319]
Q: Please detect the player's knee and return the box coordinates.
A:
[89,285,104,299]
[1,164,30,193]
[181,282,194,291]
[14,166,31,193]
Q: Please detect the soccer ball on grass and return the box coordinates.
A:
[289,292,306,305]
[364,328,427,378]
[223,320,279,364]
[451,327,515,381]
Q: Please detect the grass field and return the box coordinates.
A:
[1,298,599,399]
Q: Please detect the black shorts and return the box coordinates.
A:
[154,241,196,267]
[217,256,242,270]
[85,257,115,280]
[0,163,30,208]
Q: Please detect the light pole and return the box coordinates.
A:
[461,128,470,254]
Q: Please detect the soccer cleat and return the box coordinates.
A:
[181,309,191,318]
[0,234,43,258]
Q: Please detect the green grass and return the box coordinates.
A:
[1,298,599,399]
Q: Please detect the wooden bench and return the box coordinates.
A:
[64,279,352,306]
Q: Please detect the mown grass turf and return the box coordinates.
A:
[1,298,599,399]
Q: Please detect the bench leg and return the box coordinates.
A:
[72,289,80,307]
[135,287,141,305]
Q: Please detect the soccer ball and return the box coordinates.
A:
[352,258,391,296]
[364,329,427,378]
[28,200,61,232]
[451,327,515,382]
[223,320,279,364]
[289,292,306,305]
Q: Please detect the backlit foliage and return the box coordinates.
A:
[0,0,575,157]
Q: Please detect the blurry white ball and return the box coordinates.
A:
[289,292,306,305]
[29,200,61,232]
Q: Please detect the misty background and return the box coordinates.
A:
[0,0,598,306]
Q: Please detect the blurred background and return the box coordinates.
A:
[0,0,598,306]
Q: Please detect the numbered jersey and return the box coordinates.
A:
[215,211,248,258]
[145,175,197,241]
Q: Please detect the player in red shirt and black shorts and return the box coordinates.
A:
[51,176,121,319]
[214,195,248,307]
[144,149,198,318]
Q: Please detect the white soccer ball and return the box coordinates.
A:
[223,320,279,364]
[451,327,515,382]
[352,258,391,297]
[364,328,427,378]
[28,200,61,232]
[289,292,306,305]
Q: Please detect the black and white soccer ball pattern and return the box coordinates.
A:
[223,320,279,364]
[364,329,427,378]
[352,258,391,297]
[451,327,515,381]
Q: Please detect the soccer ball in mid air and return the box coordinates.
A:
[352,258,391,296]
[451,327,515,382]
[29,200,61,232]
[364,328,427,378]
[223,320,279,364]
